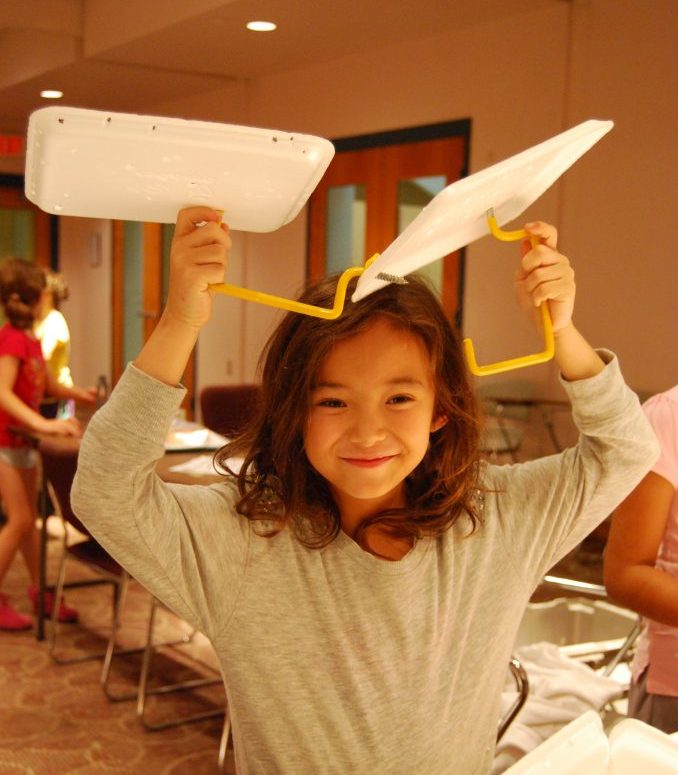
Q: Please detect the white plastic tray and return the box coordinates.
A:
[502,711,678,774]
[24,106,335,232]
[352,119,613,302]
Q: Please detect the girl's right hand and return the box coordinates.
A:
[163,206,231,332]
[40,417,82,438]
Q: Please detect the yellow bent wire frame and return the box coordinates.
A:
[209,255,380,320]
[462,210,555,377]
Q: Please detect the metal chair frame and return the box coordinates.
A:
[42,447,233,766]
[497,657,530,743]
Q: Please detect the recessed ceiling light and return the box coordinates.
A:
[41,89,63,99]
[246,20,277,32]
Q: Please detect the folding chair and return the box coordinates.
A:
[39,438,142,700]
[40,438,231,761]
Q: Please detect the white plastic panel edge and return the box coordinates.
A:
[352,119,613,302]
[24,106,335,232]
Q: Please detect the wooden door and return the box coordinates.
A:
[308,124,468,324]
[112,221,195,417]
[0,178,52,269]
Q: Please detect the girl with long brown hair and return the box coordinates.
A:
[73,206,657,773]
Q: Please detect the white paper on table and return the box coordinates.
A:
[164,419,229,452]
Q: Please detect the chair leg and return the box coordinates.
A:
[137,596,225,731]
[100,572,145,702]
[217,710,232,771]
[496,657,529,743]
[47,533,69,660]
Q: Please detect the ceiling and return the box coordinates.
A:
[1,0,554,136]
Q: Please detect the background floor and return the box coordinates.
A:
[0,532,233,775]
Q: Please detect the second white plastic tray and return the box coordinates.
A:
[353,119,613,301]
[25,106,335,232]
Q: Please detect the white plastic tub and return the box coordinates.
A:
[514,597,637,662]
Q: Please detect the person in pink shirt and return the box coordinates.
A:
[604,384,678,733]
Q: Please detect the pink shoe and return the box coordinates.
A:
[0,593,33,631]
[28,586,79,624]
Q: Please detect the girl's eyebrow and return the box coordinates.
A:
[313,377,426,390]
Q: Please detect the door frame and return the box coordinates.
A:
[0,174,55,269]
[308,119,471,328]
[112,221,196,417]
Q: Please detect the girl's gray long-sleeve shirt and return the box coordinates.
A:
[72,351,659,774]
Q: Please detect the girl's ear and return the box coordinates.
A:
[430,414,448,433]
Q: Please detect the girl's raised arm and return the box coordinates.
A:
[134,206,231,386]
[517,221,604,382]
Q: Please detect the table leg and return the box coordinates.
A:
[36,483,48,641]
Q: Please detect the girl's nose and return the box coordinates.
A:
[348,409,386,446]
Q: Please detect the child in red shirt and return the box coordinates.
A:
[0,258,95,630]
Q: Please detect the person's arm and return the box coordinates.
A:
[71,206,240,636]
[517,221,604,382]
[0,354,81,436]
[604,472,678,627]
[134,205,230,385]
[44,369,97,405]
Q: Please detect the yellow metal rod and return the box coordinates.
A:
[209,255,379,320]
[462,211,555,377]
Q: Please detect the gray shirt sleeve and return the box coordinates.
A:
[71,364,250,638]
[485,349,660,593]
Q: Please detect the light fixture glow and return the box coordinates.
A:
[246,20,277,32]
[41,89,63,99]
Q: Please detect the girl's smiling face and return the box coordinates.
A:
[304,317,446,529]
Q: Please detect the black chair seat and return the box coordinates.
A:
[67,539,124,577]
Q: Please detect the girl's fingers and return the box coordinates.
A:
[177,221,231,252]
[174,206,224,238]
[186,260,227,287]
[524,221,558,249]
[514,220,574,332]
[529,276,574,307]
[517,246,565,285]
[521,261,574,295]
[187,241,229,268]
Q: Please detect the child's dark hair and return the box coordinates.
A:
[0,258,46,330]
[217,273,482,550]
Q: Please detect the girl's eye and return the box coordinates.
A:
[316,398,345,409]
[387,394,414,405]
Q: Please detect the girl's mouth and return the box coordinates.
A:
[341,455,395,468]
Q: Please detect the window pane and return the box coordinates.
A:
[162,223,174,305]
[0,208,35,262]
[397,175,446,292]
[325,184,366,273]
[122,222,144,364]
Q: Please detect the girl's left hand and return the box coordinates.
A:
[515,221,575,333]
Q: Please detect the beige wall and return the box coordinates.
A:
[58,0,677,398]
[58,217,112,387]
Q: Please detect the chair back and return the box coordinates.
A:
[39,440,91,537]
[200,384,261,437]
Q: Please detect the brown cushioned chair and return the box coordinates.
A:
[200,383,261,437]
